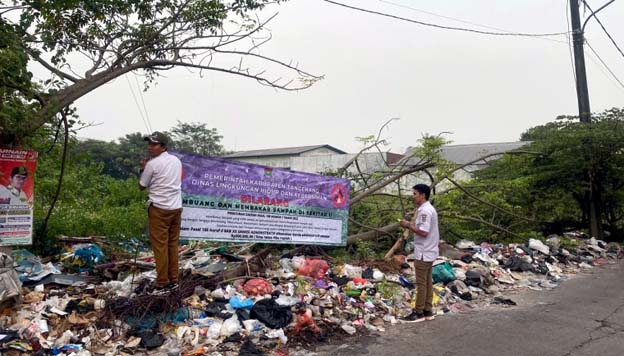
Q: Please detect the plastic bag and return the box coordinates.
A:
[250,298,293,329]
[219,315,240,337]
[0,252,21,304]
[229,295,254,310]
[297,259,329,280]
[207,320,223,339]
[432,262,456,284]
[529,239,550,255]
[464,269,483,287]
[342,264,362,278]
[243,319,264,332]
[243,279,273,296]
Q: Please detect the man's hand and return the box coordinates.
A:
[140,158,148,171]
[399,219,411,229]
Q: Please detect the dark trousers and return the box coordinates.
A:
[414,259,433,313]
[148,205,182,287]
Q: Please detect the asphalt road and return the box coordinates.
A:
[314,260,624,356]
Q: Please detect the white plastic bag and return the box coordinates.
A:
[207,320,223,340]
[528,239,550,255]
[342,264,362,278]
[219,315,240,337]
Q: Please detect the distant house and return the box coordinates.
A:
[401,141,530,191]
[224,144,347,169]
[438,141,529,172]
[224,142,528,193]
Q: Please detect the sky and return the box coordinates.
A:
[71,0,624,154]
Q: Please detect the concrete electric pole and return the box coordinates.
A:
[569,0,592,123]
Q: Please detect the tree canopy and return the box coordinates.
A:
[439,108,624,241]
[1,0,320,146]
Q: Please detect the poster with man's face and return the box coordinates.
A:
[0,149,38,246]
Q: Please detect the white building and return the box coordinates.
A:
[224,144,347,169]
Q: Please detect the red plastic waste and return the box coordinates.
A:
[294,310,320,333]
[352,277,367,285]
[243,279,273,296]
[297,259,329,280]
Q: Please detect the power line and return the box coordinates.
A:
[566,0,577,83]
[582,0,616,32]
[125,75,152,134]
[377,0,567,44]
[582,0,624,61]
[323,0,571,38]
[133,74,153,133]
[586,39,624,90]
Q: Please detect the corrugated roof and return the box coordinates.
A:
[405,141,529,165]
[440,142,529,164]
[224,144,346,158]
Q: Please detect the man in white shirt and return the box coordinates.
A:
[139,131,183,292]
[0,166,30,207]
[399,184,439,323]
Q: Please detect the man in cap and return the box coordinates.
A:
[0,166,30,206]
[139,131,183,292]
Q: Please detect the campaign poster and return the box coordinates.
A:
[172,153,350,246]
[0,149,38,246]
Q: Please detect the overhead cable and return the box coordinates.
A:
[586,39,624,90]
[323,0,571,38]
[378,0,566,44]
[582,0,624,61]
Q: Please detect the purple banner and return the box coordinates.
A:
[171,152,350,245]
[173,153,350,211]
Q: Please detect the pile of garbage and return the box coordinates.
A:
[0,233,621,355]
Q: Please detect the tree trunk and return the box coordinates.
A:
[588,175,603,239]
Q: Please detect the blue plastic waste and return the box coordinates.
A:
[230,295,254,310]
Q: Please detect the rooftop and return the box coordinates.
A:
[224,144,347,158]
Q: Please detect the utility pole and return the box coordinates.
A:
[570,0,601,239]
[570,0,591,123]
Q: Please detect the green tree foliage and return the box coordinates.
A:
[169,121,227,156]
[74,133,146,179]
[74,122,227,178]
[22,126,146,253]
[439,108,624,242]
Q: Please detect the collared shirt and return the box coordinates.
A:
[0,185,29,206]
[413,200,439,262]
[139,151,182,210]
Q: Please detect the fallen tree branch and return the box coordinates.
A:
[350,162,435,205]
[445,176,538,223]
[440,213,524,239]
[348,217,397,238]
[347,222,401,245]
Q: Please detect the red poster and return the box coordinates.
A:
[0,149,38,246]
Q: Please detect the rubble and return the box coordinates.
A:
[0,234,621,355]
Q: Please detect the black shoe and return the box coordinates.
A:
[400,311,425,323]
[424,310,435,321]
[166,282,179,291]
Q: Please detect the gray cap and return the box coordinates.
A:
[143,131,169,146]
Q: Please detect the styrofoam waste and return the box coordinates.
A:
[529,239,550,255]
[341,324,356,335]
[266,329,288,344]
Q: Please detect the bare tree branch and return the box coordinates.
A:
[347,222,401,245]
[440,213,525,239]
[351,162,435,205]
[30,53,80,82]
[445,176,538,223]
